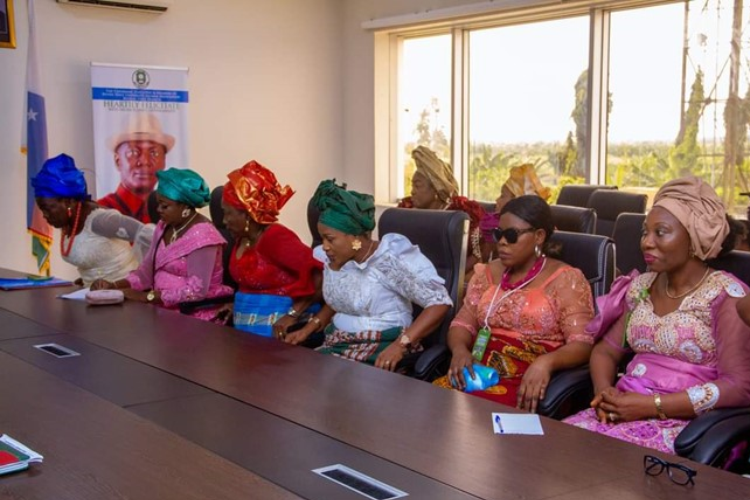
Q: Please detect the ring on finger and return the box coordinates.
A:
[608,412,616,422]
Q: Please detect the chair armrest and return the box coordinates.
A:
[178,294,234,315]
[680,412,750,467]
[537,365,593,419]
[674,407,750,462]
[411,344,450,381]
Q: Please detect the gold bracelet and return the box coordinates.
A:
[287,307,300,318]
[653,394,668,420]
[308,316,321,329]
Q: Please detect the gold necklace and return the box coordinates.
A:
[169,212,198,243]
[664,267,711,299]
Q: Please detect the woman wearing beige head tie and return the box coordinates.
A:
[495,164,551,213]
[565,176,750,455]
[399,146,486,271]
[479,164,552,263]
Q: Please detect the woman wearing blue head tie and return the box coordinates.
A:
[92,168,233,322]
[32,153,154,286]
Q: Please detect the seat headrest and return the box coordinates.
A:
[588,190,647,220]
[550,205,596,234]
[209,186,226,229]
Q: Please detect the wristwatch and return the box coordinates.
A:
[146,290,156,303]
[399,331,412,349]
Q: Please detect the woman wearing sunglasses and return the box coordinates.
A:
[565,177,750,455]
[434,195,595,412]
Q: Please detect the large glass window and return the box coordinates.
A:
[397,35,452,201]
[607,1,750,213]
[468,17,589,202]
[386,0,750,215]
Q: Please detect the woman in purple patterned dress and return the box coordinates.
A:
[564,177,750,454]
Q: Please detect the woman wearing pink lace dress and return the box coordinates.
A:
[564,177,750,454]
[92,169,232,322]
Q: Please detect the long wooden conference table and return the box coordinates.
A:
[2,270,750,499]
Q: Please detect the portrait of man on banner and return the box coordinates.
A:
[98,112,175,223]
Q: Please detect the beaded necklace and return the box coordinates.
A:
[60,202,83,257]
[500,256,546,291]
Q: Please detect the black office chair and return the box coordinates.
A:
[549,231,615,299]
[557,184,616,208]
[613,213,647,275]
[550,205,597,234]
[208,185,237,291]
[307,195,322,248]
[377,207,470,380]
[147,191,160,224]
[536,231,616,419]
[587,190,647,238]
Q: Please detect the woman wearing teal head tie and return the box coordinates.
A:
[284,180,452,371]
[32,153,154,286]
[92,169,233,322]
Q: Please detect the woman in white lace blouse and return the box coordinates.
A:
[284,180,452,371]
[31,153,153,286]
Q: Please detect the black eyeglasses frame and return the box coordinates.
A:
[643,454,697,486]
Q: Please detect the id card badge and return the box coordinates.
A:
[471,326,491,362]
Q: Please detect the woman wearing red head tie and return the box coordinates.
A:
[221,161,322,338]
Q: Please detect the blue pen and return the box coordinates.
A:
[494,415,504,434]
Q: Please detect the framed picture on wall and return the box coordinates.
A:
[0,0,16,49]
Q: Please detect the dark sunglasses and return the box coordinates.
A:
[492,227,536,244]
[643,455,697,486]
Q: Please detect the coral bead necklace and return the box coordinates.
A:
[60,202,83,257]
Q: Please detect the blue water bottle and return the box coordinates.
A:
[462,364,500,393]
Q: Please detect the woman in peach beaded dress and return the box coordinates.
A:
[434,195,595,412]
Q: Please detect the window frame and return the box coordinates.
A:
[374,0,684,204]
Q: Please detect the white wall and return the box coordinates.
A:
[0,0,343,279]
[0,0,526,279]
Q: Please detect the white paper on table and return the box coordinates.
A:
[491,412,544,435]
[59,287,89,301]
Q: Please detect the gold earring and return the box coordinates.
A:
[352,239,362,251]
[67,206,72,218]
[535,245,542,258]
[181,208,191,218]
[244,219,250,233]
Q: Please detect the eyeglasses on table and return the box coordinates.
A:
[643,454,697,486]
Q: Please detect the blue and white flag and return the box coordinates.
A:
[22,0,52,274]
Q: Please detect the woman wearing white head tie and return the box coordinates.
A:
[565,176,750,455]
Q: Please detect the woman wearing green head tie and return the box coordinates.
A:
[284,180,452,371]
[91,169,233,322]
